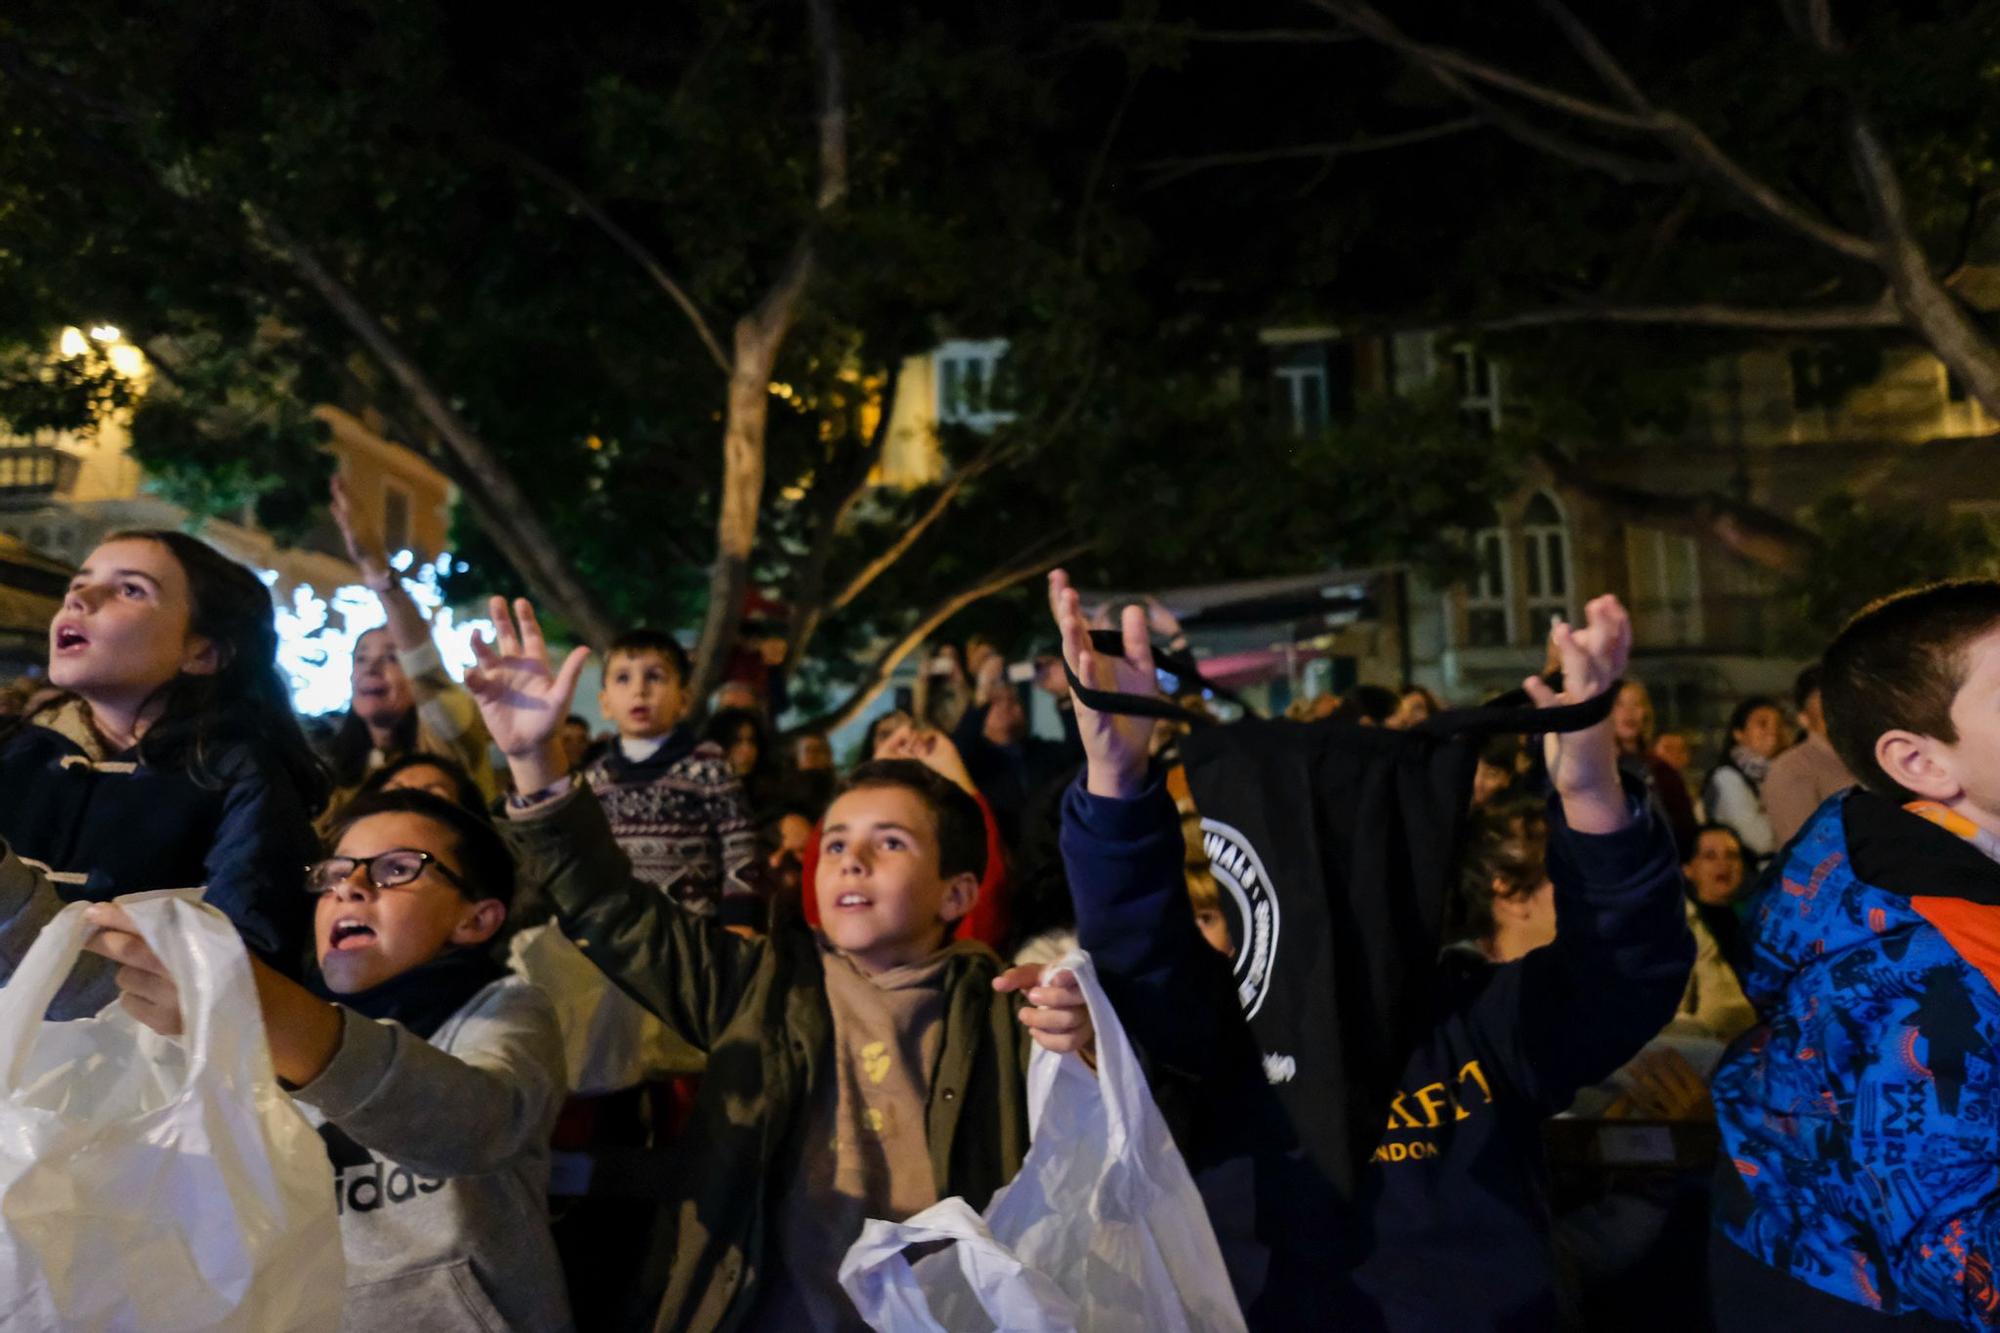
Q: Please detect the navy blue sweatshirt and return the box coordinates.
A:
[1062,775,1690,1332]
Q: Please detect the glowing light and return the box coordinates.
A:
[264,551,494,715]
[57,328,88,358]
[105,344,145,377]
[88,325,121,343]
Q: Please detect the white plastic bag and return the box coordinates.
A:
[0,892,345,1331]
[839,951,1246,1333]
[508,922,703,1094]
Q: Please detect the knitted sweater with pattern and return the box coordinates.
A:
[582,729,765,921]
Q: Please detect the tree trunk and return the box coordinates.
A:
[684,0,848,708]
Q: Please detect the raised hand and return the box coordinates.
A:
[1049,569,1157,800]
[330,475,390,586]
[466,596,591,790]
[993,964,1094,1060]
[1522,594,1632,832]
[874,724,979,798]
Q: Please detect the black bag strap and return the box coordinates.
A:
[1060,630,1233,724]
[1412,673,1624,738]
[1063,627,1619,737]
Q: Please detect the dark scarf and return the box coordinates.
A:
[308,947,508,1040]
[593,726,699,784]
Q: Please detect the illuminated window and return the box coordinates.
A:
[1453,346,1502,435]
[1273,343,1330,436]
[1626,526,1702,647]
[1521,491,1572,630]
[1465,503,1512,647]
[935,340,1014,431]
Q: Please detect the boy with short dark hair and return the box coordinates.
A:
[588,626,763,925]
[75,786,572,1332]
[462,601,1097,1331]
[1711,578,2000,1328]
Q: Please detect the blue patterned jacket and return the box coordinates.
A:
[1714,789,2000,1325]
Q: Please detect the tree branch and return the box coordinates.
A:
[826,443,1005,617]
[1464,294,1899,333]
[1076,22,1360,45]
[1528,0,1876,262]
[1845,117,2000,418]
[782,358,902,664]
[1326,0,1877,259]
[498,146,732,375]
[245,208,618,649]
[1141,117,1483,187]
[1540,449,1817,575]
[797,536,1094,735]
[1310,0,1657,131]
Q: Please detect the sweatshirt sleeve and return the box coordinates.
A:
[503,784,767,1051]
[200,754,317,975]
[291,982,565,1179]
[1465,789,1695,1113]
[398,640,500,799]
[1061,775,1242,1084]
[0,844,117,1018]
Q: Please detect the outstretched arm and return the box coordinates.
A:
[332,475,431,657]
[465,597,764,1045]
[1470,597,1694,1108]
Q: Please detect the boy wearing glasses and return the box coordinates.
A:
[78,787,573,1332]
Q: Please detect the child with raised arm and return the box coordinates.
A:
[463,597,1096,1331]
[1050,574,1692,1330]
[324,476,500,806]
[54,786,569,1331]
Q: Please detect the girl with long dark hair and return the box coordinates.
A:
[0,530,326,964]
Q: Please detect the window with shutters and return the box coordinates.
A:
[1520,492,1572,631]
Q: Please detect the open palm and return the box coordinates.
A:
[465,596,591,759]
[1048,569,1158,797]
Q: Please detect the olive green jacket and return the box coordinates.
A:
[504,788,1031,1332]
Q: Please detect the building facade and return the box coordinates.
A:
[1261,325,2000,738]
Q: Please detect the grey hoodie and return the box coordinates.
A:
[0,846,574,1332]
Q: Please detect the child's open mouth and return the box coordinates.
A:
[52,624,87,652]
[329,919,377,951]
[833,893,873,910]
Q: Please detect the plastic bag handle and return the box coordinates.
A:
[0,892,267,1098]
[839,1200,1081,1332]
[1028,952,1146,1165]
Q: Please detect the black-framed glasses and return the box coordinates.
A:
[305,849,468,896]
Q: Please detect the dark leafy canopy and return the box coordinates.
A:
[0,0,1537,691]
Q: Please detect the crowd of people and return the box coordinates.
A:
[7,483,2000,1331]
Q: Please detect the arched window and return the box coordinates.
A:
[1520,491,1572,631]
[1464,502,1512,647]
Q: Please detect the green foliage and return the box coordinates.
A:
[1789,494,2000,646]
